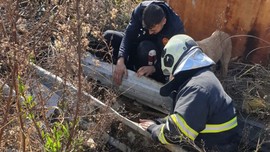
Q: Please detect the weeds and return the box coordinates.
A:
[0,0,269,151]
[42,122,69,152]
[0,0,139,151]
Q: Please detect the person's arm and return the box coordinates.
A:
[136,66,156,77]
[146,113,199,145]
[166,1,185,35]
[113,4,143,85]
[113,57,127,85]
[146,86,209,144]
[118,4,142,60]
[160,2,185,37]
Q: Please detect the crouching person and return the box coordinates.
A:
[139,34,240,151]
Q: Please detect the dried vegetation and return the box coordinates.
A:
[0,0,270,152]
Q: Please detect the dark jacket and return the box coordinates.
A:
[118,1,185,75]
[147,68,240,151]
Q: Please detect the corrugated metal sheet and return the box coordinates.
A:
[167,0,270,65]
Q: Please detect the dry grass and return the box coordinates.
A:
[0,0,138,151]
[221,62,270,151]
[0,0,270,152]
[222,62,270,121]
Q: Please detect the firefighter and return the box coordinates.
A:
[103,1,185,85]
[139,34,240,151]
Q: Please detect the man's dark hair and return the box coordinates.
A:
[142,4,165,29]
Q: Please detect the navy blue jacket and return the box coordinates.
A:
[118,1,185,73]
[147,68,240,150]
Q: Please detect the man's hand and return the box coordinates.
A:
[113,57,127,85]
[139,119,156,130]
[137,66,155,77]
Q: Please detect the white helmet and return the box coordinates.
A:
[161,34,215,76]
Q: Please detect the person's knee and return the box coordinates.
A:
[138,41,157,50]
[103,30,115,41]
[135,40,158,68]
[103,30,124,40]
[137,41,158,58]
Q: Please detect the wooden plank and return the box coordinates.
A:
[82,53,173,114]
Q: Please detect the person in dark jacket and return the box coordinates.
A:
[103,1,185,85]
[139,34,240,151]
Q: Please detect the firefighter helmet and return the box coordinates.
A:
[161,34,215,76]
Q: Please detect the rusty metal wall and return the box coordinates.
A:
[167,0,270,65]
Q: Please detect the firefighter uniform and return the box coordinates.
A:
[146,35,240,151]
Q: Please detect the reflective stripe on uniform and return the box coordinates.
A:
[158,124,170,144]
[200,116,238,133]
[170,114,198,141]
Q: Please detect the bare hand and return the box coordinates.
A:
[139,119,155,130]
[137,66,155,77]
[113,58,127,85]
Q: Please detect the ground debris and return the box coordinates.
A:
[223,62,270,121]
